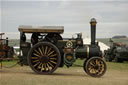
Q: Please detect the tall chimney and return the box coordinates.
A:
[90,18,97,45]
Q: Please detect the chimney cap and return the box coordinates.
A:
[90,18,97,23]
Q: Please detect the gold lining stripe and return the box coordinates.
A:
[86,45,89,58]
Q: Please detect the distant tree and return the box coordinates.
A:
[112,35,127,38]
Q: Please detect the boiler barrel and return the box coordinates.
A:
[75,45,88,58]
[75,45,101,58]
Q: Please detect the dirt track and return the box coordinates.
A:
[0,65,128,85]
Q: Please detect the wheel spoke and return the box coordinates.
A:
[41,63,44,72]
[50,60,57,64]
[88,67,93,72]
[38,63,42,69]
[34,49,40,55]
[90,66,95,74]
[33,62,40,67]
[47,47,52,55]
[38,48,43,56]
[48,51,54,56]
[42,46,45,55]
[49,54,57,57]
[94,69,97,74]
[33,60,39,63]
[89,68,92,73]
[32,57,38,59]
[90,61,95,66]
[93,69,96,74]
[92,60,96,65]
[46,63,50,71]
[48,62,54,68]
[44,63,47,71]
[33,53,41,57]
[44,46,48,55]
[91,69,95,73]
[96,59,98,65]
[50,58,57,60]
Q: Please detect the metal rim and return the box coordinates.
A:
[85,57,107,77]
[28,42,61,74]
[83,58,90,72]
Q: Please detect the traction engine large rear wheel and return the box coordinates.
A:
[28,42,61,74]
[84,57,107,77]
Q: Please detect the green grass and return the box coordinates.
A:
[1,60,18,67]
[1,59,128,85]
[107,62,128,70]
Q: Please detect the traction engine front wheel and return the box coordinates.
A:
[28,42,61,74]
[84,57,107,77]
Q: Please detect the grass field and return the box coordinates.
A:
[0,60,128,85]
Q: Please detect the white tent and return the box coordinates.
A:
[83,38,110,53]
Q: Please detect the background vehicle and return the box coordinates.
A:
[104,38,128,62]
[0,33,14,60]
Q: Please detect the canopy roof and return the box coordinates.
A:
[18,25,64,34]
[0,33,5,35]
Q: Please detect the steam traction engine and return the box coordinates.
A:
[104,38,128,62]
[18,18,107,77]
[0,33,14,60]
[0,33,14,69]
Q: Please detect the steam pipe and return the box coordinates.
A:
[90,18,97,45]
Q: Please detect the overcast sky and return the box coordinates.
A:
[1,0,128,39]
